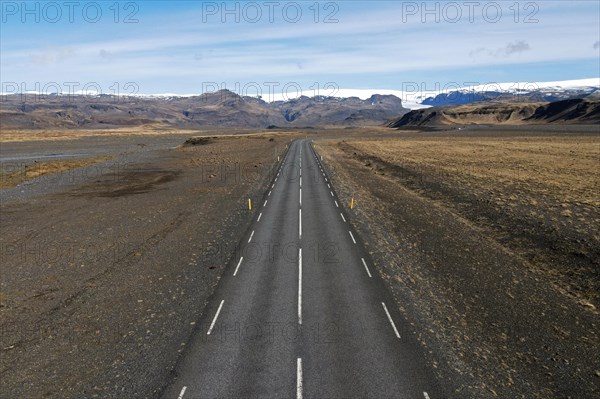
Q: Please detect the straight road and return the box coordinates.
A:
[160,140,443,398]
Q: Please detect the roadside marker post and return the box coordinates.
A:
[350,197,355,209]
[248,199,252,210]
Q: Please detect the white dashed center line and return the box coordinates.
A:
[264,200,268,207]
[257,212,262,222]
[340,213,346,222]
[207,300,224,335]
[423,393,431,399]
[297,358,303,399]
[298,248,303,325]
[178,386,187,399]
[335,200,339,208]
[382,302,401,338]
[248,230,255,243]
[299,209,302,238]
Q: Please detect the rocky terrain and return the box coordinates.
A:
[0,133,293,398]
[388,98,600,127]
[0,90,408,130]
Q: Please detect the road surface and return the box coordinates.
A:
[160,139,443,398]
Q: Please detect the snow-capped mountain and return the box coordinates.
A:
[261,78,599,109]
[3,79,598,111]
[419,78,599,107]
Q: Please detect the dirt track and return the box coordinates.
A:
[315,128,600,398]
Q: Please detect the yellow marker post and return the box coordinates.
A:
[350,197,355,209]
[248,198,252,210]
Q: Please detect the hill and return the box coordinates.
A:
[388,98,600,128]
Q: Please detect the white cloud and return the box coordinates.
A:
[29,47,76,65]
[470,41,531,59]
[1,1,598,90]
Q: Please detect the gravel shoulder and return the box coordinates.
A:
[314,128,600,398]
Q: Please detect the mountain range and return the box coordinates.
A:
[1,78,598,130]
[0,90,408,130]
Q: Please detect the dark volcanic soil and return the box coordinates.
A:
[0,134,287,398]
[315,128,600,399]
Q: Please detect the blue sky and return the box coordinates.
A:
[1,0,598,96]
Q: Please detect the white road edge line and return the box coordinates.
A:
[248,230,255,243]
[264,200,268,207]
[361,258,372,278]
[297,358,303,399]
[298,248,303,325]
[330,191,334,197]
[178,386,187,399]
[349,231,357,244]
[257,212,262,222]
[299,188,302,206]
[340,213,346,222]
[382,302,401,338]
[335,200,339,208]
[233,257,244,276]
[207,300,224,335]
[269,190,272,196]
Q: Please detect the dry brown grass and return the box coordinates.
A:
[0,156,112,188]
[0,126,185,142]
[344,136,600,206]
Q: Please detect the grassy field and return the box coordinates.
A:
[321,135,600,304]
[349,136,600,206]
[315,131,600,398]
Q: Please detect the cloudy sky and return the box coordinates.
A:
[1,0,598,97]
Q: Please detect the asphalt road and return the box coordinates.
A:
[160,139,443,399]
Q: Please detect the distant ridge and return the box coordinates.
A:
[5,78,597,110]
[387,98,600,128]
[0,90,409,130]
